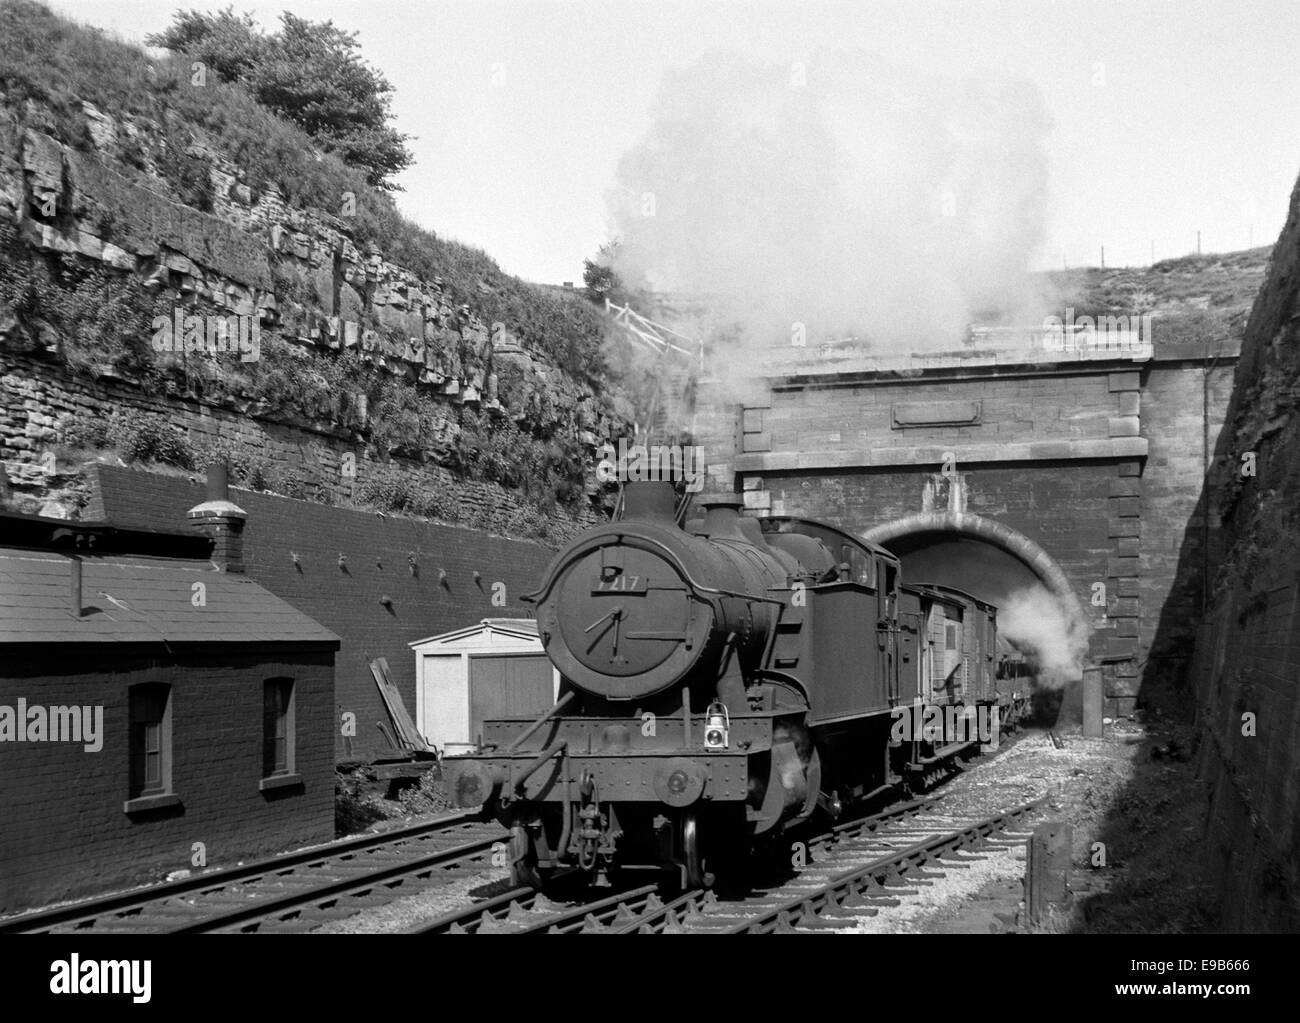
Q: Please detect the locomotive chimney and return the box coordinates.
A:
[620,481,677,524]
[700,492,747,540]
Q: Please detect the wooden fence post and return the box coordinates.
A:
[1083,664,1104,738]
[1026,821,1073,926]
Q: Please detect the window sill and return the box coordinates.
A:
[123,793,182,814]
[259,772,303,793]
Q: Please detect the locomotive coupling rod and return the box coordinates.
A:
[506,690,576,753]
[513,741,568,793]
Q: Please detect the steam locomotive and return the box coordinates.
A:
[441,481,1030,890]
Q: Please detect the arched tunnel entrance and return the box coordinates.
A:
[862,512,1092,724]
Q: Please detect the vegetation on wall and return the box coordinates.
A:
[49,403,584,545]
[0,1,631,536]
[0,218,599,530]
[0,225,164,378]
[0,0,610,377]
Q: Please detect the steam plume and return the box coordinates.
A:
[996,585,1090,688]
[607,50,1053,358]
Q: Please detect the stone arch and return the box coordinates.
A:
[861,510,1087,625]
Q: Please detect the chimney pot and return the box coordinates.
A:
[206,461,230,503]
[187,460,247,573]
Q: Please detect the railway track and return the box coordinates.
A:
[409,793,1042,935]
[406,883,668,935]
[623,796,1045,933]
[3,746,1038,935]
[0,811,508,934]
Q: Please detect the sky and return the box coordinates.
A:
[54,0,1300,286]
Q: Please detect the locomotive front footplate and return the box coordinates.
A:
[443,749,752,808]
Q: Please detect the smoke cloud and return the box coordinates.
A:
[607,50,1053,359]
[995,584,1090,688]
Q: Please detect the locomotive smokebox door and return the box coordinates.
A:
[545,539,712,699]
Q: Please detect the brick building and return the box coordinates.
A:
[84,464,559,763]
[0,502,339,914]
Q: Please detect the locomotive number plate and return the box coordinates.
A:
[593,575,647,594]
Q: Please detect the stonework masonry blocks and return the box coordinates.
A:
[3,353,599,537]
[695,346,1241,721]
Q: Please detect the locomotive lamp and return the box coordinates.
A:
[704,702,730,750]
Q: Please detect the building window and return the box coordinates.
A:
[263,677,295,778]
[945,624,958,650]
[128,683,173,803]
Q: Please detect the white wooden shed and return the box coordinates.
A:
[409,618,559,756]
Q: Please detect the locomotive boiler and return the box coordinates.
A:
[440,480,1021,890]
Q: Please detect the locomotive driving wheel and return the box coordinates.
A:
[681,808,708,888]
[679,807,750,891]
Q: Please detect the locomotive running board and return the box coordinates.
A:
[907,739,977,768]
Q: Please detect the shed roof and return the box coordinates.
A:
[409,617,539,649]
[0,548,339,647]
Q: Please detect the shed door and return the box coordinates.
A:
[420,654,466,753]
[468,655,554,744]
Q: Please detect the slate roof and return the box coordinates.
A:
[0,548,340,647]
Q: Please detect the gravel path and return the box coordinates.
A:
[844,724,1147,933]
